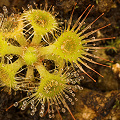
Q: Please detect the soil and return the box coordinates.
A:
[0,0,120,120]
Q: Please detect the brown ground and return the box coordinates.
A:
[0,0,120,120]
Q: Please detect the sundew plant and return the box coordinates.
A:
[0,2,115,120]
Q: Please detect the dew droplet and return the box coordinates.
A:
[23,100,27,105]
[68,98,72,102]
[41,104,45,108]
[31,100,34,105]
[66,78,70,82]
[39,111,44,117]
[31,105,35,109]
[72,93,75,97]
[49,114,52,118]
[52,114,55,118]
[71,102,74,105]
[69,90,73,93]
[62,108,66,113]
[48,109,51,113]
[80,76,84,80]
[3,6,8,14]
[21,105,26,110]
[14,102,18,107]
[92,36,95,40]
[65,94,69,99]
[72,81,76,84]
[30,111,35,116]
[75,98,78,101]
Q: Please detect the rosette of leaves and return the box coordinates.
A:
[0,5,81,120]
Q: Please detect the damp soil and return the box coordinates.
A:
[0,0,120,120]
